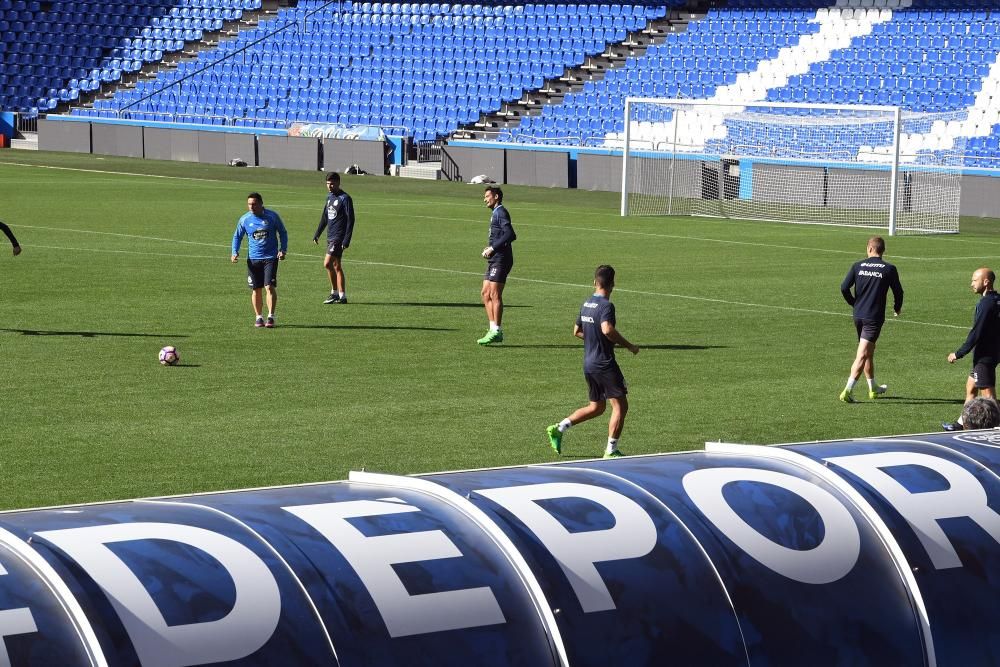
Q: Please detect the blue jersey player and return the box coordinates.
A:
[231,192,288,328]
[547,265,640,459]
[313,172,355,304]
[943,267,1000,431]
[839,236,903,403]
[478,186,516,345]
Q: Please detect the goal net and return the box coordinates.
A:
[617,99,964,235]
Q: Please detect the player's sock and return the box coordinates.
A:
[339,292,346,301]
[957,415,965,426]
[557,418,572,433]
[489,321,499,332]
[845,378,857,391]
[606,437,619,454]
[867,377,876,391]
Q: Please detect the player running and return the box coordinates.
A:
[314,172,356,304]
[839,236,904,403]
[943,267,1000,431]
[231,193,288,328]
[546,265,640,459]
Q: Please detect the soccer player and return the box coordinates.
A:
[313,172,355,304]
[231,192,288,328]
[478,186,516,345]
[839,236,903,403]
[546,265,640,459]
[0,221,21,256]
[943,267,1000,431]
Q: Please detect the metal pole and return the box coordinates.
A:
[887,106,901,236]
[619,98,631,217]
[667,102,680,216]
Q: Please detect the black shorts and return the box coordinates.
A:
[971,361,998,389]
[585,366,628,402]
[854,318,883,343]
[485,256,513,283]
[246,258,278,289]
[326,241,345,258]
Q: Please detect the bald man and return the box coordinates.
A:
[943,267,1000,431]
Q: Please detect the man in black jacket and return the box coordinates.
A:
[478,186,516,345]
[943,267,1000,431]
[839,236,904,403]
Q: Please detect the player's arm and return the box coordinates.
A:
[601,321,639,355]
[573,323,584,340]
[231,221,245,262]
[342,195,355,248]
[951,301,988,361]
[277,216,288,260]
[890,268,903,315]
[313,206,328,244]
[0,221,20,255]
[840,267,856,306]
[491,208,515,250]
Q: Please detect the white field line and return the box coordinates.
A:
[21,240,966,330]
[3,159,997,249]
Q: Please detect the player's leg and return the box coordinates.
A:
[478,274,504,344]
[603,398,629,458]
[841,321,876,402]
[944,373,982,431]
[264,285,277,327]
[548,375,606,454]
[332,254,346,302]
[251,288,264,326]
[493,281,506,327]
[323,252,338,303]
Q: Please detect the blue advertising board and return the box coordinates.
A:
[0,431,998,665]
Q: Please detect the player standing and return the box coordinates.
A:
[478,186,516,345]
[0,221,21,256]
[943,267,1000,431]
[546,265,639,459]
[839,236,903,403]
[231,193,288,328]
[314,172,356,304]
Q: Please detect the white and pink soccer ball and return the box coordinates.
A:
[158,346,179,366]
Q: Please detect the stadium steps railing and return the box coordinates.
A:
[59,0,292,119]
[457,1,711,141]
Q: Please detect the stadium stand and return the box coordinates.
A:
[0,1,998,166]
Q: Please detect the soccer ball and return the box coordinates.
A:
[158,346,179,366]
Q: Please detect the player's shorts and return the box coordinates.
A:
[326,241,345,258]
[246,258,278,289]
[970,361,998,389]
[854,318,883,343]
[485,256,513,283]
[584,366,628,402]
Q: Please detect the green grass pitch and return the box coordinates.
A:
[0,150,995,510]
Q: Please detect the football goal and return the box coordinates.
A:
[617,99,964,235]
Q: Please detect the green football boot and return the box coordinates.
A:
[603,449,624,459]
[546,425,562,455]
[477,329,504,345]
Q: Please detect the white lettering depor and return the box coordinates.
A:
[285,499,505,637]
[0,563,38,667]
[827,452,1000,569]
[683,468,861,584]
[36,523,281,667]
[476,483,657,612]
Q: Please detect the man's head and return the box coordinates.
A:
[247,193,264,216]
[971,267,996,295]
[594,264,615,292]
[867,236,885,257]
[326,172,340,192]
[961,396,1000,430]
[483,186,503,209]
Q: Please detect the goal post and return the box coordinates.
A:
[617,98,963,235]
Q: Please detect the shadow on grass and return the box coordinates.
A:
[0,328,188,338]
[873,397,966,405]
[500,343,727,350]
[283,324,458,332]
[350,301,531,309]
[162,363,202,368]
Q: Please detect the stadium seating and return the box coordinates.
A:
[1,1,999,166]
